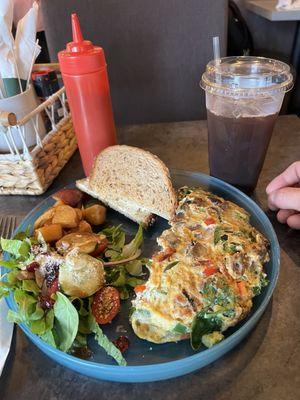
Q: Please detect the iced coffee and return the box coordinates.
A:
[201,56,293,192]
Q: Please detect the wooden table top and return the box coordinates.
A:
[1,115,300,400]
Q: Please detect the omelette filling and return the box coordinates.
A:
[131,187,270,349]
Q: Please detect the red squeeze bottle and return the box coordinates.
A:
[58,13,117,175]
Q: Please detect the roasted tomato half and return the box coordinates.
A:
[92,286,120,324]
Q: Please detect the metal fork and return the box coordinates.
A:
[0,215,18,239]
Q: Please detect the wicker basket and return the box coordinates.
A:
[0,86,77,195]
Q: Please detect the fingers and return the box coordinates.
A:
[286,213,300,229]
[266,161,300,194]
[267,187,300,211]
[276,209,297,224]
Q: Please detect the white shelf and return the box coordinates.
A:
[246,0,300,21]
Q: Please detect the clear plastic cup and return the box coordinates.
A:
[200,56,293,192]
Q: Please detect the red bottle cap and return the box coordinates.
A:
[58,13,106,75]
[31,69,53,80]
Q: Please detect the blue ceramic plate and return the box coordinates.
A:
[4,170,280,382]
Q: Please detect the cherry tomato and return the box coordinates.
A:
[92,286,120,324]
[90,238,108,257]
[204,217,216,225]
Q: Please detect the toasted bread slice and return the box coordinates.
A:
[76,145,177,224]
[76,177,155,226]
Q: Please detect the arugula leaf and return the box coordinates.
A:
[191,311,222,350]
[13,226,31,240]
[125,259,143,276]
[102,225,126,260]
[40,330,57,348]
[28,307,53,336]
[70,298,89,317]
[1,238,30,259]
[78,316,92,335]
[0,272,22,299]
[89,315,126,366]
[45,309,54,330]
[53,292,79,352]
[22,280,40,294]
[74,332,88,347]
[7,309,23,324]
[29,303,44,321]
[105,267,127,287]
[0,259,20,269]
[104,249,121,260]
[118,286,130,300]
[8,289,49,335]
[7,270,19,285]
[126,277,145,287]
[121,225,143,259]
[14,289,37,319]
[29,318,47,335]
[0,284,10,299]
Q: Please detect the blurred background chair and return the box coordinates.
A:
[41,0,227,125]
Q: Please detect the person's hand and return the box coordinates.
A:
[266,161,300,229]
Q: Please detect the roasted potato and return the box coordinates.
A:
[52,189,83,207]
[59,249,105,297]
[74,208,83,221]
[34,207,56,229]
[55,232,105,254]
[52,205,79,229]
[36,224,63,243]
[69,220,93,234]
[83,204,106,225]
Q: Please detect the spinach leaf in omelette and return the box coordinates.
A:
[191,311,222,350]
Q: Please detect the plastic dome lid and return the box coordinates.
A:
[200,56,294,98]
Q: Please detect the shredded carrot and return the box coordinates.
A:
[134,284,146,294]
[237,281,247,298]
[203,267,218,277]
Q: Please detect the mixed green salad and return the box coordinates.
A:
[0,224,146,366]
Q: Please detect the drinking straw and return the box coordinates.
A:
[213,36,220,64]
[26,39,39,90]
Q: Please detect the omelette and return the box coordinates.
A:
[130,187,270,349]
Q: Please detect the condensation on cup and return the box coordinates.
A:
[200,56,293,192]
